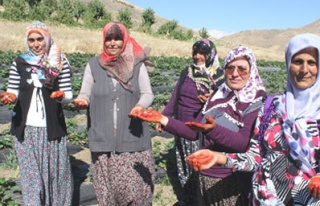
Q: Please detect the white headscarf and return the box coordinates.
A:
[209,46,265,103]
[202,46,266,127]
[276,33,320,176]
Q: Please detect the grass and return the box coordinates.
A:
[0,19,284,61]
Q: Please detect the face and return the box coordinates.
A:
[27,32,46,55]
[290,47,318,90]
[224,56,251,90]
[193,52,206,66]
[104,36,124,56]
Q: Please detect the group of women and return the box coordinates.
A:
[1,20,320,206]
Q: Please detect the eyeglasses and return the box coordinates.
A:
[225,65,249,76]
[27,37,44,43]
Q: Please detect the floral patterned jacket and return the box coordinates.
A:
[225,96,320,205]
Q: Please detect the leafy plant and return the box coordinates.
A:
[117,8,132,30]
[66,118,88,146]
[140,8,156,33]
[199,27,209,38]
[0,178,20,206]
[0,149,18,170]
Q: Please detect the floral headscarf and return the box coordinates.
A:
[203,46,266,127]
[98,22,148,91]
[19,21,66,89]
[188,39,224,94]
[276,33,320,177]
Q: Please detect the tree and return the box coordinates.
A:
[24,0,41,8]
[117,8,132,30]
[1,0,28,21]
[141,8,155,33]
[157,20,178,35]
[73,0,86,22]
[199,27,209,39]
[53,0,75,25]
[83,0,112,29]
[27,3,51,21]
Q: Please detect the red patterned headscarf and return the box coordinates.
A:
[98,22,146,90]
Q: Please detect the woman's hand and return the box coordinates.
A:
[308,174,320,199]
[197,93,210,103]
[185,116,216,132]
[50,91,65,101]
[128,109,167,124]
[0,92,16,104]
[186,149,219,171]
[155,123,163,134]
[72,99,88,109]
[129,104,144,115]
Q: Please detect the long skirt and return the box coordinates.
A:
[199,173,249,206]
[14,125,73,206]
[175,136,199,205]
[91,149,155,206]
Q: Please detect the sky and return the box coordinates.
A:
[125,0,320,37]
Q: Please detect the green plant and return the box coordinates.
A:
[0,136,13,150]
[0,149,18,170]
[199,27,209,38]
[152,140,162,158]
[117,8,132,30]
[1,0,28,21]
[0,178,20,206]
[83,0,112,29]
[66,118,88,146]
[140,8,156,33]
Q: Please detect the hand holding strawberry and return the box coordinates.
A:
[72,99,88,110]
[186,149,217,171]
[50,91,65,101]
[0,92,16,104]
[309,174,320,199]
[128,109,163,123]
[185,116,216,132]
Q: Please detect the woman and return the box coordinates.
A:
[0,21,73,205]
[156,38,224,205]
[131,46,266,205]
[72,22,155,206]
[187,33,320,205]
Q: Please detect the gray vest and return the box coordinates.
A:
[87,57,151,152]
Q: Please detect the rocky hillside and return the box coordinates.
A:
[0,0,319,61]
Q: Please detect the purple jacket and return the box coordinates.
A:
[163,91,265,178]
[162,75,207,121]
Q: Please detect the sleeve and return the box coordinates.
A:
[224,109,264,172]
[6,61,20,97]
[136,63,154,108]
[161,78,180,117]
[77,63,94,104]
[205,106,261,152]
[163,114,202,141]
[58,57,73,103]
[162,68,188,117]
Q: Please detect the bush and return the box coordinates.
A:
[117,8,132,30]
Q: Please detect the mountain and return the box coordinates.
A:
[0,0,319,62]
[220,20,320,59]
[99,0,320,61]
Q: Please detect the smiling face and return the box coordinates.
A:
[104,35,124,56]
[224,56,251,90]
[289,47,318,90]
[193,52,206,66]
[27,32,46,55]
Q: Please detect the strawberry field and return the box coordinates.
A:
[0,50,287,205]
